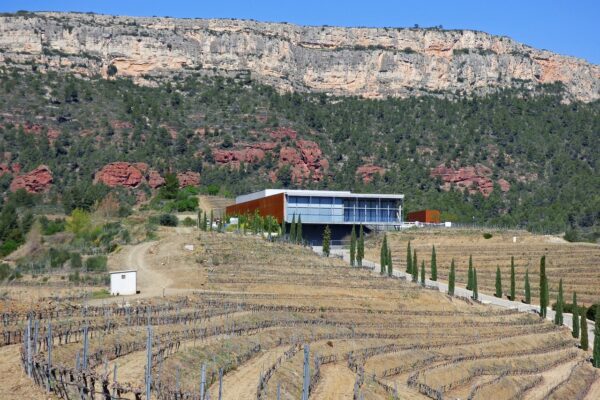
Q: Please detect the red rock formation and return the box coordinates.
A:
[0,163,10,177]
[94,162,145,188]
[177,171,200,187]
[269,127,297,140]
[356,164,385,183]
[9,165,53,193]
[497,178,511,192]
[431,163,499,196]
[147,169,165,189]
[110,120,134,130]
[11,163,21,174]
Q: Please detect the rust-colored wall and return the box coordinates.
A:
[407,209,441,223]
[225,193,285,223]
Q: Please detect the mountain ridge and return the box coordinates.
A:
[0,11,598,101]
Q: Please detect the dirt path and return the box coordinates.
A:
[208,345,289,400]
[522,359,580,400]
[127,241,172,297]
[0,345,47,400]
[311,363,355,400]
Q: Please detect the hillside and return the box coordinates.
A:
[0,11,598,102]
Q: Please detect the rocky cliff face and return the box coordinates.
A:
[0,12,598,101]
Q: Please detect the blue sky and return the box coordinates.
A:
[1,1,598,64]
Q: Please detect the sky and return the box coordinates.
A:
[1,0,598,64]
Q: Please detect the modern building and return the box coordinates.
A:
[226,189,404,244]
[109,269,137,296]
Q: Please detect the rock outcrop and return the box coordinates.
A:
[356,164,385,183]
[9,165,53,193]
[94,162,146,188]
[0,12,597,102]
[176,171,200,187]
[430,164,510,197]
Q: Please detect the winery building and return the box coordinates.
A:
[226,189,404,244]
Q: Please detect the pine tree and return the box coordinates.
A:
[540,256,548,318]
[430,245,437,281]
[406,241,412,274]
[572,292,579,338]
[472,268,478,301]
[554,278,564,326]
[448,259,455,296]
[380,235,388,275]
[387,247,393,277]
[593,306,600,367]
[467,255,474,290]
[510,256,516,301]
[296,216,303,244]
[349,225,356,267]
[357,225,364,267]
[495,266,502,298]
[580,307,588,351]
[290,215,296,243]
[322,225,331,257]
[412,250,418,282]
[420,260,425,286]
[524,269,531,304]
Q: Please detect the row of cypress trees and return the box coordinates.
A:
[349,225,364,267]
[287,214,303,244]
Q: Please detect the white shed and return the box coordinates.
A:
[110,270,137,296]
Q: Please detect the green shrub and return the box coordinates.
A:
[39,216,66,235]
[85,255,108,272]
[0,240,19,257]
[70,252,82,269]
[182,217,195,227]
[49,247,70,268]
[552,302,598,321]
[483,233,493,239]
[159,214,178,227]
[0,263,10,281]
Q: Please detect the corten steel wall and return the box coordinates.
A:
[225,193,285,223]
[407,209,441,223]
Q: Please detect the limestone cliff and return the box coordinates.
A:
[0,12,598,101]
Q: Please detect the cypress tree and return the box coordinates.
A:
[412,250,418,282]
[430,245,437,281]
[322,225,331,257]
[296,215,303,244]
[209,210,214,232]
[349,225,356,267]
[540,256,548,318]
[495,266,502,298]
[524,269,531,304]
[580,307,588,351]
[406,241,412,274]
[472,268,478,301]
[593,306,600,367]
[203,211,208,231]
[357,225,364,267]
[510,256,516,301]
[467,255,474,290]
[420,260,425,286]
[448,259,455,296]
[554,278,564,326]
[198,210,203,230]
[572,292,579,338]
[290,214,296,243]
[380,235,388,275]
[387,247,393,277]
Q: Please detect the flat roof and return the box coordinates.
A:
[110,269,137,275]
[235,189,404,204]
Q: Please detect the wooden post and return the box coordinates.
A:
[302,344,310,400]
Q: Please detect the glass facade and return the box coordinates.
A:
[286,195,401,224]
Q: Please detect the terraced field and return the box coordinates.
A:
[2,229,598,399]
[367,229,600,306]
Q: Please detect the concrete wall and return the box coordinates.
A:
[110,271,137,295]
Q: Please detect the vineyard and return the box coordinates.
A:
[368,229,600,306]
[1,229,599,399]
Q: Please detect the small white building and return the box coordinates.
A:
[110,270,137,296]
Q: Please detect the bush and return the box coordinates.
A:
[0,240,19,257]
[39,216,66,235]
[483,233,493,239]
[70,252,82,269]
[49,247,70,268]
[85,255,107,272]
[552,302,598,321]
[0,263,10,281]
[159,214,178,227]
[182,217,195,227]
